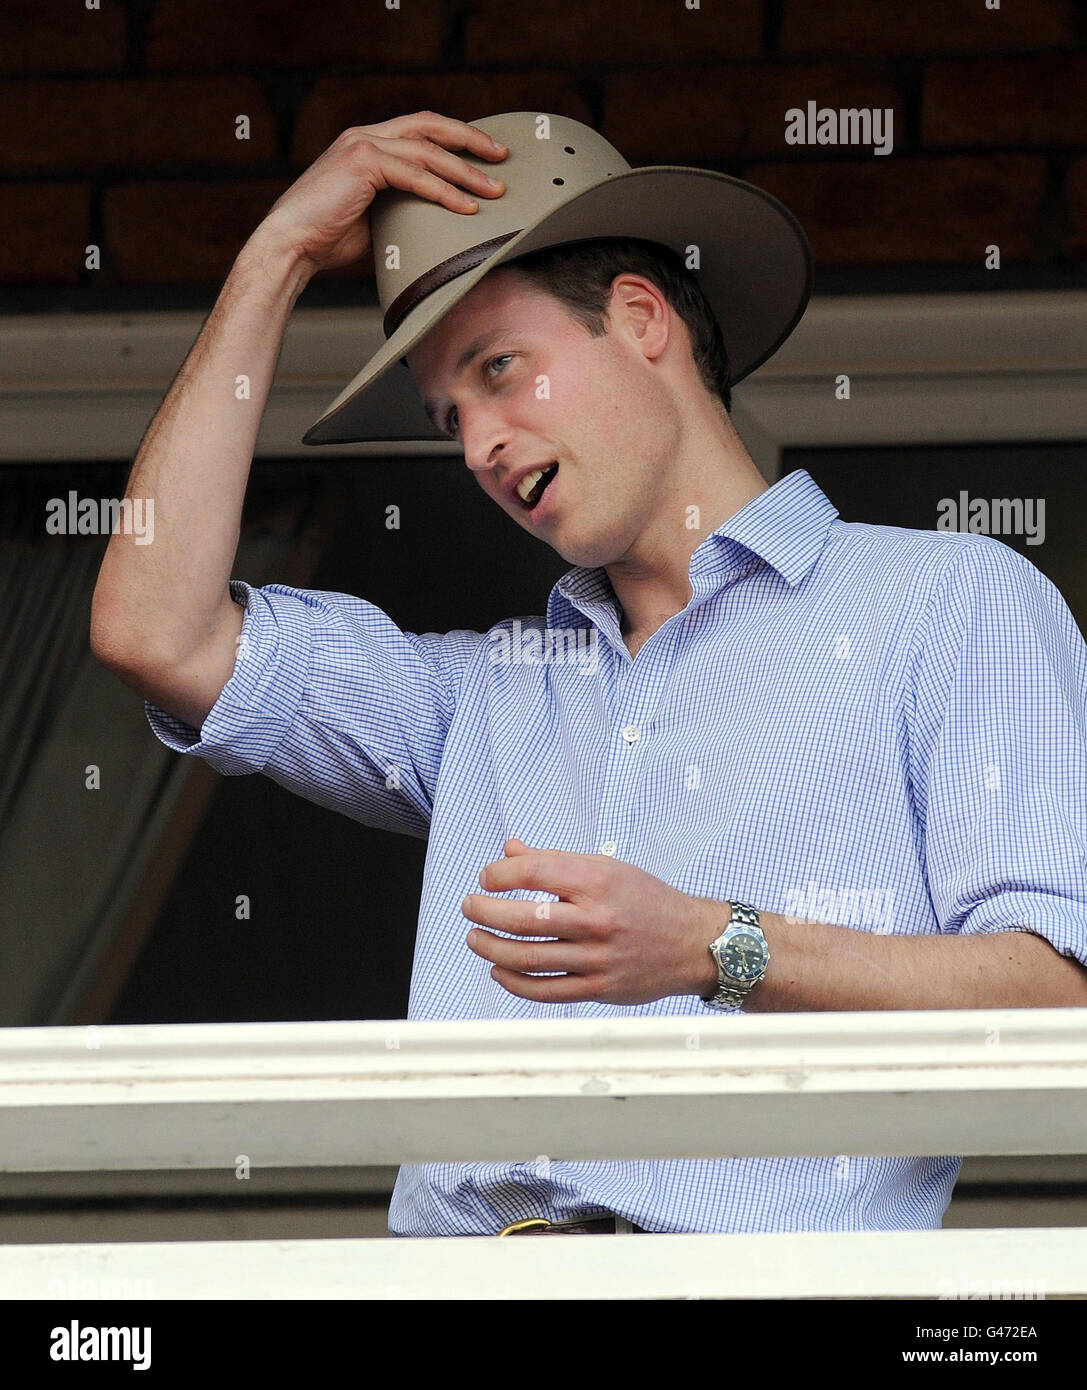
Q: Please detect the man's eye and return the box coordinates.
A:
[444,355,514,438]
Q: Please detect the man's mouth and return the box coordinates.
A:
[516,462,559,511]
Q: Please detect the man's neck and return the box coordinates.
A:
[608,443,770,649]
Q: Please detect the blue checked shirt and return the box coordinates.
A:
[146,467,1087,1234]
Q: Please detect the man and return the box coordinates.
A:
[92,110,1087,1238]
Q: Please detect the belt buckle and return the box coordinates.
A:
[497,1217,553,1237]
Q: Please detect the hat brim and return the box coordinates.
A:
[301,165,813,446]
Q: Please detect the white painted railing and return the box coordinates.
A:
[2,1010,1086,1298]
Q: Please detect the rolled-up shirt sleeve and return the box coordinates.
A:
[907,539,1087,969]
[145,579,485,839]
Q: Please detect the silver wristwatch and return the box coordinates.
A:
[701,900,770,1009]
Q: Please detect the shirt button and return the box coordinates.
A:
[599,842,618,856]
[621,725,640,743]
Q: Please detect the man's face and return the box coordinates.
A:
[406,266,682,569]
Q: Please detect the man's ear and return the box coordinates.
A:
[610,276,670,362]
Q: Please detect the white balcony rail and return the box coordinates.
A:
[1,1010,1086,1299]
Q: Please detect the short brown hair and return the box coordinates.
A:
[502,236,732,413]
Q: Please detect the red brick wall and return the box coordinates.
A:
[1,0,1084,287]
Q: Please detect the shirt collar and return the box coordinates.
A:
[546,467,840,631]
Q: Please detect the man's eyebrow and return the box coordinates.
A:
[422,327,515,428]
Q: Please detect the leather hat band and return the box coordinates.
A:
[382,231,522,339]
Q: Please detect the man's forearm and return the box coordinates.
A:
[690,898,1087,1010]
[92,230,314,668]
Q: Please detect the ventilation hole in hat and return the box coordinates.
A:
[564,146,575,153]
[553,177,564,185]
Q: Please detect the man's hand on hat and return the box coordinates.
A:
[461,838,722,1004]
[255,110,508,275]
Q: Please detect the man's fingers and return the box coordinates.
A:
[461,894,589,938]
[394,137,506,194]
[362,148,483,211]
[488,965,602,1004]
[468,930,596,978]
[367,113,508,161]
[480,849,610,902]
[390,112,509,157]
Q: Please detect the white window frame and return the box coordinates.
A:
[2,290,1084,471]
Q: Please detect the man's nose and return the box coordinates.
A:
[459,408,509,478]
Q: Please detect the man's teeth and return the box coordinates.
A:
[514,464,558,508]
[516,465,554,504]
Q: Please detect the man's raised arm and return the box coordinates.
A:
[90,111,509,730]
[90,230,312,729]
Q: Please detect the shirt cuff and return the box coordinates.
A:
[953,889,1087,972]
[143,579,310,775]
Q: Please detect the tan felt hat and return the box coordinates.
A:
[301,110,813,447]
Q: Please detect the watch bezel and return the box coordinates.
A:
[714,926,770,982]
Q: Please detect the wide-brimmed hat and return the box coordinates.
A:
[302,110,813,446]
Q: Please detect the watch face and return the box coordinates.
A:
[722,931,767,982]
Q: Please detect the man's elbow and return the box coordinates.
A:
[1064,956,1087,1006]
[1025,934,1087,1006]
[89,598,171,687]
[90,601,142,676]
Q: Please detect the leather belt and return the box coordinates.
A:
[497,1213,644,1235]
